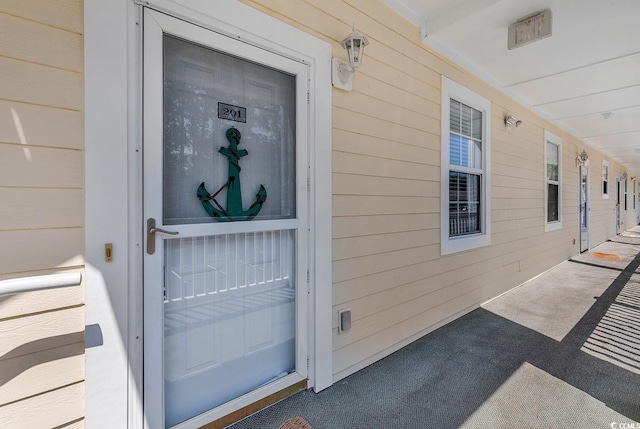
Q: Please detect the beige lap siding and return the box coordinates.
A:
[0,0,85,427]
[239,0,633,382]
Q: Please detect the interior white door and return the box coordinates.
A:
[143,10,309,428]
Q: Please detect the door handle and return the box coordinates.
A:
[147,218,179,254]
[149,227,179,235]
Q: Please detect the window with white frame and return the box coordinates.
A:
[441,77,491,255]
[602,160,609,199]
[544,130,562,232]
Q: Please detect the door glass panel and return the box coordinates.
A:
[160,34,299,428]
[164,230,296,427]
[580,167,589,251]
[163,35,296,225]
[581,171,588,229]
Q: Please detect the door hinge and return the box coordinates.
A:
[307,90,310,104]
[307,356,310,371]
[306,269,310,284]
[307,177,310,192]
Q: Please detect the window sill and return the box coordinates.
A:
[545,221,563,232]
[441,232,491,256]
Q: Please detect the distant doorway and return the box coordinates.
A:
[616,176,621,235]
[579,164,589,252]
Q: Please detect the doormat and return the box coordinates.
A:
[277,416,314,429]
[593,252,622,260]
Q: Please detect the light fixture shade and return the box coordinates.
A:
[504,115,522,130]
[341,25,369,69]
[579,150,588,163]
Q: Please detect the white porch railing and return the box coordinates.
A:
[164,230,293,303]
[449,214,479,236]
[0,272,82,296]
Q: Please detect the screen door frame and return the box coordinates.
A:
[143,9,310,428]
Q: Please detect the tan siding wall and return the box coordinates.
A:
[242,0,635,380]
[0,1,84,427]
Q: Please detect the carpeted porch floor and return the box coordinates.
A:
[229,228,640,429]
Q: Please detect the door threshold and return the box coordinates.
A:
[199,379,308,429]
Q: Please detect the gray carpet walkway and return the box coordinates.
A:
[230,229,640,429]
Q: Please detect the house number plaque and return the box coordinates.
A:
[218,102,247,123]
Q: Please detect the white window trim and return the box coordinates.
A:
[602,159,610,199]
[544,130,563,232]
[440,77,491,255]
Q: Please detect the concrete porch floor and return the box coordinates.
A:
[230,228,640,429]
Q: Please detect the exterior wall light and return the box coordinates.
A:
[505,115,522,130]
[576,149,589,167]
[332,24,369,91]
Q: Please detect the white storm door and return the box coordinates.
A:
[143,10,309,429]
[617,176,622,234]
[579,165,589,252]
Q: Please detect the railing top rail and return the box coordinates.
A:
[0,272,82,297]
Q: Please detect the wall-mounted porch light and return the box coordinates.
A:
[576,149,588,167]
[504,115,522,130]
[332,24,369,91]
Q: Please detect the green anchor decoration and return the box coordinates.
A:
[197,128,267,221]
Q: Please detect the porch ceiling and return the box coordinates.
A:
[382,0,640,173]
